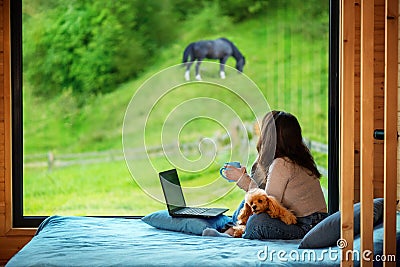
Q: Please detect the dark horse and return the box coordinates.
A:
[182,38,245,81]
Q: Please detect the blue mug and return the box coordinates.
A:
[219,161,241,182]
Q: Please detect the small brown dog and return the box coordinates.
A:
[233,188,297,237]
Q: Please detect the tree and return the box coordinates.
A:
[23,0,179,98]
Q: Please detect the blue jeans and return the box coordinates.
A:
[229,200,328,240]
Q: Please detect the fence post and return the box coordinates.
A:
[47,151,54,171]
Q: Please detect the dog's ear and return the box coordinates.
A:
[266,196,281,217]
[237,202,252,225]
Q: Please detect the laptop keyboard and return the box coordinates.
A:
[174,207,209,215]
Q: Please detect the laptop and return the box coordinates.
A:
[159,169,228,218]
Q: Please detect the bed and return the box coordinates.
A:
[6,212,400,267]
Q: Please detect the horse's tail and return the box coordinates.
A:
[182,42,194,63]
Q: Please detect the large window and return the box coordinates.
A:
[12,0,338,227]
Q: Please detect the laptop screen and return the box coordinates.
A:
[159,169,186,211]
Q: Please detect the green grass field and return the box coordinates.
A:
[23,3,329,216]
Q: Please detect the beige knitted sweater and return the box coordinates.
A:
[237,157,327,217]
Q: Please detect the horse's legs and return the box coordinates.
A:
[195,59,203,80]
[184,61,194,81]
[219,57,229,79]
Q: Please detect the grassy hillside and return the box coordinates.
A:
[23,3,329,216]
[24,6,328,154]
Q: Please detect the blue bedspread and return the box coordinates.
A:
[6,215,400,267]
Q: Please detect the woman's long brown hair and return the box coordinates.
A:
[256,110,321,178]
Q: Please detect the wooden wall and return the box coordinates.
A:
[0,0,35,264]
[340,0,399,265]
[0,0,398,265]
[351,0,387,202]
[349,0,400,208]
[398,0,400,205]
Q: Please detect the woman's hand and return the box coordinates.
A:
[224,165,248,182]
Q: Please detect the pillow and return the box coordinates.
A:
[298,198,384,249]
[141,210,231,235]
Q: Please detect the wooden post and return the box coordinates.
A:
[360,0,375,265]
[47,151,54,171]
[383,0,398,265]
[340,0,356,266]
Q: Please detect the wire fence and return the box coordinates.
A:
[24,137,328,176]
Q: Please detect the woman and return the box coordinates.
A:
[203,110,327,239]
